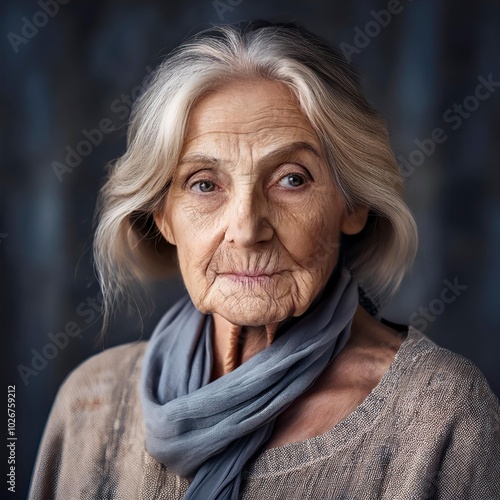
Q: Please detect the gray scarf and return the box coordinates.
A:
[141,267,359,499]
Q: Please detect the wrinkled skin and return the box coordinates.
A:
[155,79,367,374]
[155,79,403,446]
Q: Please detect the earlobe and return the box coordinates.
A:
[154,211,176,245]
[340,206,369,235]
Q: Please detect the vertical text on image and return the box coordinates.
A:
[7,385,16,494]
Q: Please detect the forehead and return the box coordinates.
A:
[181,79,321,152]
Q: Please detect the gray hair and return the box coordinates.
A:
[94,21,418,324]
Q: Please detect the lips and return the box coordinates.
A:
[218,270,279,285]
[221,273,275,286]
[219,270,276,277]
[227,272,272,277]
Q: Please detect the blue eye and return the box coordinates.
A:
[279,173,306,188]
[191,180,216,192]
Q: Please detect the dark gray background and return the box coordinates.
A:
[2,0,499,497]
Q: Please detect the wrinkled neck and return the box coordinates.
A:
[210,267,343,381]
[210,317,281,381]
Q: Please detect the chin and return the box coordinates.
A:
[210,298,293,327]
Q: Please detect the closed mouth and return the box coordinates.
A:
[219,272,278,283]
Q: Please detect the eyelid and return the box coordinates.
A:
[181,167,217,189]
[181,160,314,189]
[275,159,314,182]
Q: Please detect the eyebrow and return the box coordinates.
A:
[177,141,322,168]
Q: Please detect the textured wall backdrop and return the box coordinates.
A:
[1,0,499,497]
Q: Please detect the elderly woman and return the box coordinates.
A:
[30,21,499,499]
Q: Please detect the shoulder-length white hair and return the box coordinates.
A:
[94,20,417,323]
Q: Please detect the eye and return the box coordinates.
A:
[190,180,216,193]
[278,173,307,188]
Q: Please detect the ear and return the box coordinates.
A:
[340,206,369,235]
[153,209,176,245]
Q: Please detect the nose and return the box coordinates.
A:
[224,187,273,247]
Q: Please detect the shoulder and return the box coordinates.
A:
[53,341,148,414]
[403,328,493,389]
[62,341,147,389]
[29,342,149,498]
[394,330,500,497]
[394,327,499,421]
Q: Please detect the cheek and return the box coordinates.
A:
[292,224,340,279]
[276,196,342,273]
[168,200,223,278]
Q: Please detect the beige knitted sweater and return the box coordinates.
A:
[29,327,500,499]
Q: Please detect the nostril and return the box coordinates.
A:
[224,213,273,246]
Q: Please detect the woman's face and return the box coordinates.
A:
[155,79,366,327]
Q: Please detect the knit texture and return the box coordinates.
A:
[29,327,500,499]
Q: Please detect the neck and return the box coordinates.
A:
[210,314,282,380]
[210,268,343,380]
